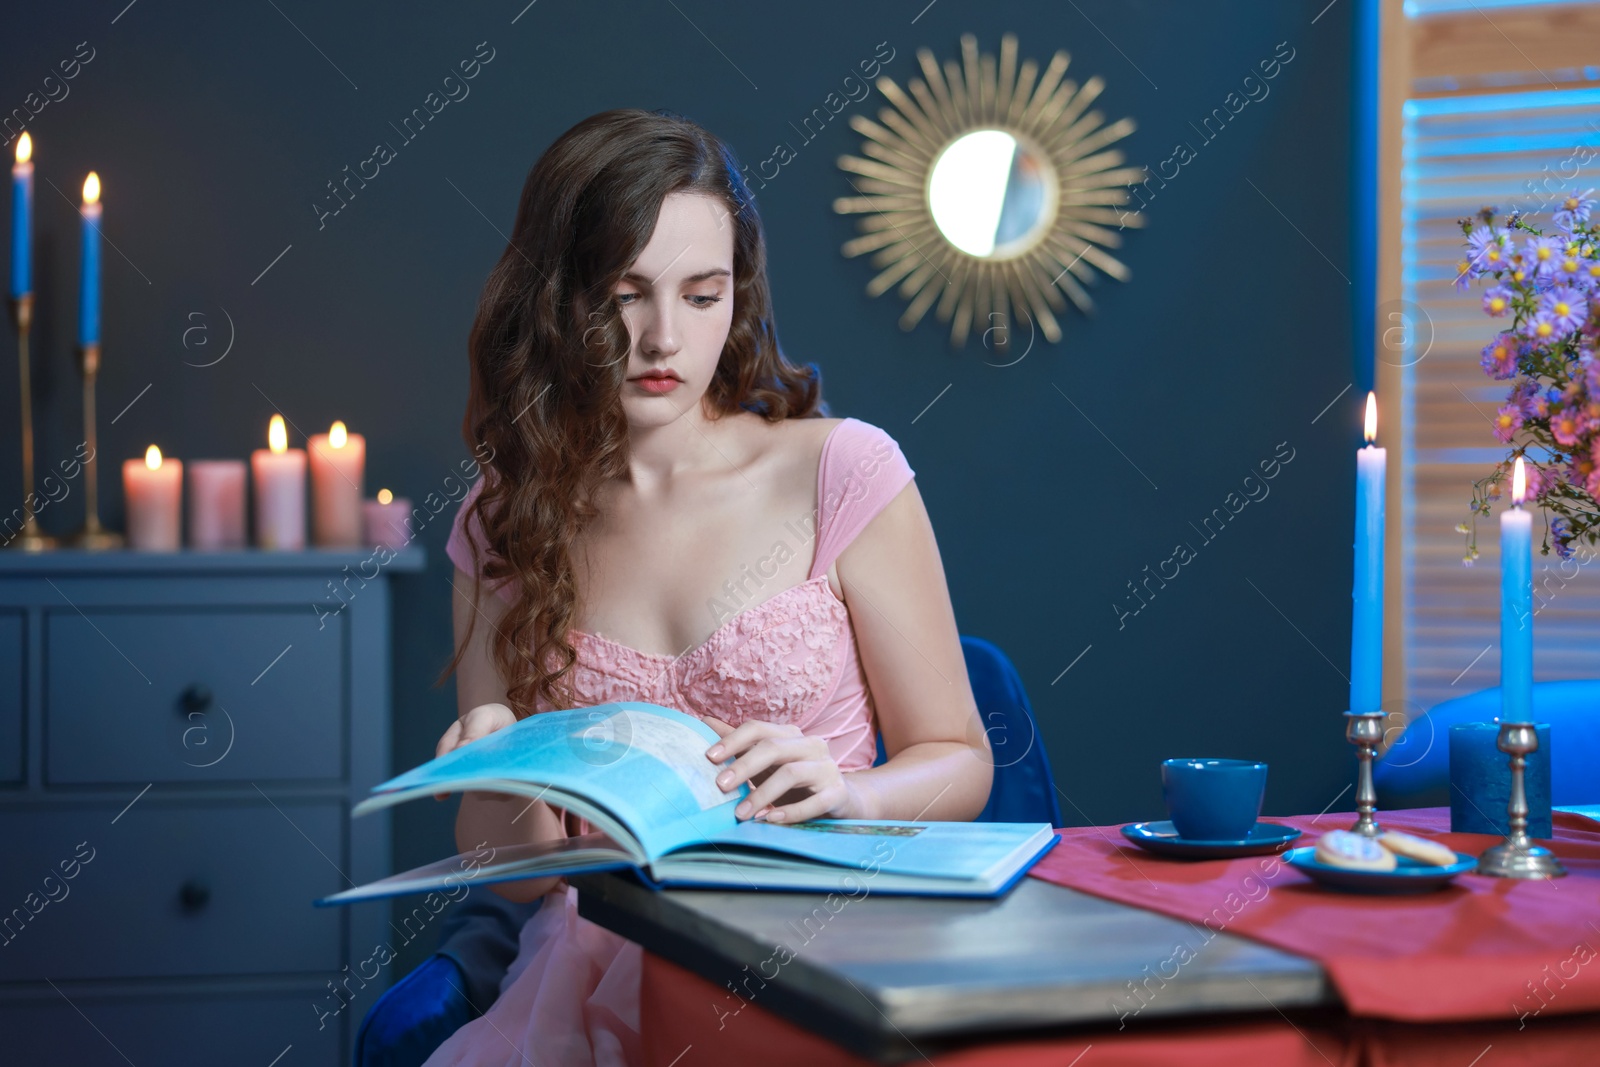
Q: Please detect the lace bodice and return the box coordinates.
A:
[446,416,917,773]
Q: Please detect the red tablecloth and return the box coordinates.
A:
[638,808,1600,1066]
[641,954,1600,1067]
[1028,807,1600,1022]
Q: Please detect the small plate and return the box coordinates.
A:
[1283,845,1478,893]
[1119,820,1302,859]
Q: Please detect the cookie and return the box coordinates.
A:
[1378,829,1457,867]
[1313,829,1397,871]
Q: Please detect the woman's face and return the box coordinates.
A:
[614,190,736,429]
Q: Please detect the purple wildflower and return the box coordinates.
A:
[1540,287,1589,335]
[1583,256,1600,290]
[1522,384,1560,420]
[1550,406,1588,447]
[1511,378,1542,418]
[1554,245,1592,289]
[1553,189,1596,229]
[1493,403,1523,443]
[1467,225,1512,272]
[1550,517,1576,561]
[1520,311,1562,344]
[1482,285,1514,317]
[1523,463,1553,501]
[1526,235,1565,278]
[1480,333,1519,378]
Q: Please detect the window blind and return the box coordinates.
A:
[1401,86,1600,719]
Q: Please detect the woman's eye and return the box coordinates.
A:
[689,295,722,308]
[617,292,639,305]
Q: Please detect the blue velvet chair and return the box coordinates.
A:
[355,634,1059,1066]
[1373,679,1600,808]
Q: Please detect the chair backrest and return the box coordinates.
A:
[874,635,1063,827]
[1373,679,1600,806]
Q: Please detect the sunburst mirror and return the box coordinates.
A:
[834,32,1144,354]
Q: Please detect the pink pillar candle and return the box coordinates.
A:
[252,414,306,550]
[123,446,182,551]
[188,460,247,550]
[363,491,412,551]
[308,421,365,546]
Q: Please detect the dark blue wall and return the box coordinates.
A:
[0,0,1358,970]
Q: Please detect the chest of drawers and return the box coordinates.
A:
[0,547,424,1066]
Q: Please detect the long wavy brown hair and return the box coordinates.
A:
[445,108,826,718]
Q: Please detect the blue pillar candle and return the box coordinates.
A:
[79,172,101,346]
[1350,392,1386,714]
[10,133,32,298]
[1448,721,1552,838]
[1500,457,1534,722]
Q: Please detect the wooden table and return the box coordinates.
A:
[572,869,1336,1062]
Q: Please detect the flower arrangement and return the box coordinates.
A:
[1457,190,1600,563]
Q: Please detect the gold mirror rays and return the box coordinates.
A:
[834,32,1145,351]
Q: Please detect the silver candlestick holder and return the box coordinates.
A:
[1477,720,1566,879]
[1344,710,1385,838]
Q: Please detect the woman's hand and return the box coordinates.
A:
[700,715,868,823]
[433,702,518,800]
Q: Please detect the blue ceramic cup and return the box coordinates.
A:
[1161,758,1268,841]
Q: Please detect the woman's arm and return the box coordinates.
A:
[831,479,993,821]
[446,565,567,902]
[709,480,994,823]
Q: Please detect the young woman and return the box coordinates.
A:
[425,108,992,1066]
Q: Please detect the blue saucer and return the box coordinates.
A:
[1119,820,1302,859]
[1283,845,1477,893]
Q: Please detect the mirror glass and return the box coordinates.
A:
[927,129,1055,259]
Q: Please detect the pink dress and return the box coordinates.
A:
[426,416,916,1067]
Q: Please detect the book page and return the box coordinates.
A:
[361,702,741,861]
[693,819,1053,881]
[611,709,728,810]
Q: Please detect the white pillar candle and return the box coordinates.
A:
[123,445,182,551]
[308,420,365,547]
[363,488,412,551]
[252,414,306,550]
[188,459,247,550]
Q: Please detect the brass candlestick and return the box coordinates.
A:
[1344,710,1385,838]
[67,340,122,549]
[5,293,55,551]
[1476,720,1567,879]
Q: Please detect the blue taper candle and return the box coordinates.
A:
[79,172,101,345]
[11,133,32,298]
[1500,456,1534,722]
[1350,392,1386,714]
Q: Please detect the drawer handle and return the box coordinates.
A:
[179,684,213,714]
[179,878,211,913]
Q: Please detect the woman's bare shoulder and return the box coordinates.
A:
[771,415,848,475]
[719,413,847,497]
[721,412,843,462]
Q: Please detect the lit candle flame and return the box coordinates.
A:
[1513,455,1526,505]
[83,172,100,205]
[329,420,347,449]
[1364,392,1378,444]
[377,488,393,505]
[269,413,287,454]
[16,133,31,165]
[145,444,162,470]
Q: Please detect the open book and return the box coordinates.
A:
[317,701,1057,905]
